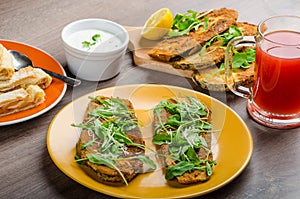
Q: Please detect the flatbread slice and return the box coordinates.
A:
[0,85,45,116]
[0,67,36,92]
[0,44,14,80]
[26,68,52,89]
[0,66,52,92]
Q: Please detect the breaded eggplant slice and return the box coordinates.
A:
[148,8,238,62]
[191,22,257,91]
[153,97,214,184]
[172,40,224,70]
[192,62,255,91]
[75,96,147,185]
[172,22,258,71]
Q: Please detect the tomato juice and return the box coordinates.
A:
[252,30,300,115]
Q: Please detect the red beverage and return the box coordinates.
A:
[253,31,300,115]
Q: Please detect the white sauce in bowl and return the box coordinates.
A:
[66,29,122,52]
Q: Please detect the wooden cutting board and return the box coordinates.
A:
[125,26,193,78]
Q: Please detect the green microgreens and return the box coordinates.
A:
[82,33,101,49]
[168,9,213,37]
[152,96,218,179]
[72,96,156,185]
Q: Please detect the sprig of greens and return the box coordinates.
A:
[72,96,156,185]
[197,25,256,70]
[168,9,213,37]
[165,160,216,180]
[219,47,256,70]
[82,33,101,49]
[152,96,217,179]
[199,25,242,55]
[231,47,256,69]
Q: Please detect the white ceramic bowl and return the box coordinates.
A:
[61,18,129,81]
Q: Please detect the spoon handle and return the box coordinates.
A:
[39,67,81,87]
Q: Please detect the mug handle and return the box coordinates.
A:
[225,36,256,98]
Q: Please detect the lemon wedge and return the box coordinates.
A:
[141,8,173,40]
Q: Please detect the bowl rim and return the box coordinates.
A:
[61,18,129,56]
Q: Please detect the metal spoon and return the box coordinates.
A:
[8,50,81,87]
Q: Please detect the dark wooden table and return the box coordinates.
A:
[1,1,299,198]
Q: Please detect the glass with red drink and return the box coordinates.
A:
[225,16,300,129]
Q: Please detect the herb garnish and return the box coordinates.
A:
[82,34,101,49]
[168,9,213,37]
[152,96,217,180]
[72,96,156,185]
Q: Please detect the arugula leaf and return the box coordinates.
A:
[220,25,242,45]
[133,155,157,170]
[232,52,248,68]
[186,147,201,163]
[165,159,216,180]
[245,47,256,63]
[81,138,96,150]
[197,135,208,148]
[199,25,242,55]
[167,114,181,127]
[203,17,209,30]
[152,133,172,145]
[220,47,256,70]
[168,9,212,37]
[172,10,198,31]
[236,47,256,69]
[86,153,128,185]
[113,129,134,144]
[165,161,195,180]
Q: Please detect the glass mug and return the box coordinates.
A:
[225,15,300,129]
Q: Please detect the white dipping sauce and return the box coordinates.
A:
[66,29,122,52]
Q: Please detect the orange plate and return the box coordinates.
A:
[47,84,253,199]
[0,40,66,126]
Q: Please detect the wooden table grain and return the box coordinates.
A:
[0,1,299,198]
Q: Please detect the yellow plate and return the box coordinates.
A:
[47,84,253,198]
